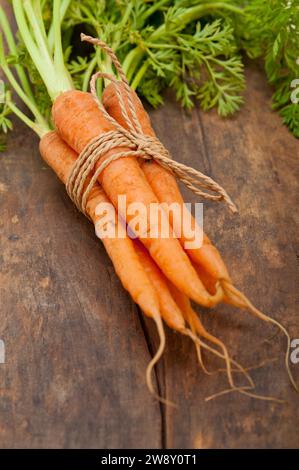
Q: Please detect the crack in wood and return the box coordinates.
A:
[196,110,212,176]
[136,307,167,449]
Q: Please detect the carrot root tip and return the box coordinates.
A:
[221,280,299,394]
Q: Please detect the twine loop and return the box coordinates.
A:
[66,34,237,216]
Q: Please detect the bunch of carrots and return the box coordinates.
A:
[0,1,297,403]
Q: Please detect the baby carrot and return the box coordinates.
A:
[102,82,230,282]
[40,130,167,396]
[52,90,221,307]
[40,131,161,320]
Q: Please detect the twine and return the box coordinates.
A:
[66,34,237,216]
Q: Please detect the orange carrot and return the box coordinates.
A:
[102,83,230,282]
[133,239,185,332]
[40,131,279,401]
[193,263,241,307]
[133,240,254,389]
[40,130,168,395]
[52,90,222,307]
[40,131,162,319]
[39,131,226,400]
[102,83,299,392]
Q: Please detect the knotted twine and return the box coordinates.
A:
[66,34,237,217]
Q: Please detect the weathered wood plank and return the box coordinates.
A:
[0,0,298,448]
[0,120,163,449]
[0,0,160,449]
[149,63,299,448]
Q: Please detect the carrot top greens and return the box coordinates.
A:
[64,0,246,113]
[0,0,298,145]
[236,0,299,138]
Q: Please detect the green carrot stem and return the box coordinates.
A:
[7,99,49,138]
[48,0,71,52]
[0,34,48,128]
[0,6,35,103]
[83,55,97,92]
[131,61,149,90]
[12,0,73,100]
[123,2,244,81]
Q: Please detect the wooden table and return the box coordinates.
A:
[0,8,298,450]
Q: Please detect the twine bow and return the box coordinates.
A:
[66,34,237,216]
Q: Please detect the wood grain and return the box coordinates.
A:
[0,1,298,449]
[150,64,299,449]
